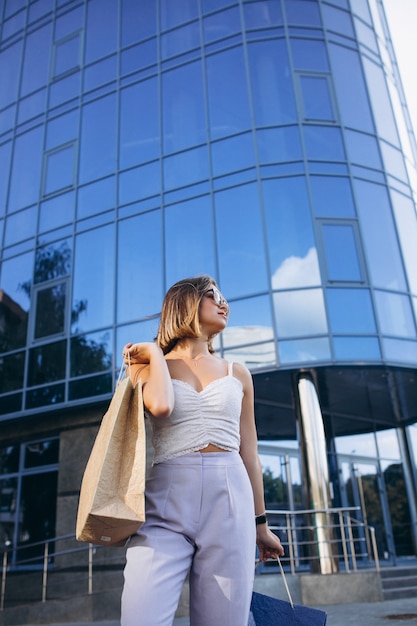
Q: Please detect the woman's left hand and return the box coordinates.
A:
[256,525,285,562]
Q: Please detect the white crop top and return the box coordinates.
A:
[149,361,243,464]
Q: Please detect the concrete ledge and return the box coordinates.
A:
[300,571,383,605]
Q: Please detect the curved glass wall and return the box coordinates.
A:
[1,0,417,416]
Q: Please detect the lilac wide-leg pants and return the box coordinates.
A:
[121,452,256,626]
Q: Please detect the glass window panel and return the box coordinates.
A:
[164,146,209,190]
[120,78,159,169]
[350,0,371,22]
[69,373,112,400]
[48,71,81,109]
[34,239,71,284]
[354,179,406,291]
[256,126,302,163]
[0,445,19,474]
[44,145,75,195]
[70,329,112,377]
[279,337,331,364]
[165,196,216,286]
[34,282,67,339]
[17,471,58,552]
[0,394,22,415]
[0,106,15,137]
[55,5,84,39]
[328,43,374,132]
[4,207,37,247]
[26,383,65,408]
[20,23,52,97]
[8,127,43,213]
[248,40,296,126]
[206,47,251,139]
[303,126,345,161]
[327,288,376,333]
[344,129,382,169]
[79,94,116,185]
[45,110,78,151]
[284,0,321,25]
[27,340,67,386]
[161,21,200,57]
[0,285,28,352]
[376,429,400,461]
[290,38,328,71]
[224,341,277,369]
[300,75,335,121]
[117,211,163,322]
[85,0,118,63]
[71,225,116,333]
[322,224,362,282]
[375,291,415,339]
[380,142,407,182]
[203,6,240,43]
[211,133,255,177]
[53,33,81,77]
[215,183,268,298]
[354,17,378,53]
[24,439,59,468]
[39,191,75,232]
[223,295,274,348]
[119,161,160,205]
[390,190,417,295]
[121,0,156,45]
[0,353,25,393]
[274,288,328,337]
[335,432,377,455]
[362,57,398,145]
[0,252,32,348]
[263,177,321,288]
[310,176,355,217]
[383,338,417,365]
[0,40,23,109]
[243,0,283,28]
[202,0,236,11]
[117,320,160,368]
[160,0,199,29]
[162,61,206,153]
[0,143,12,217]
[84,55,117,92]
[333,336,380,360]
[3,9,25,39]
[121,39,157,75]
[17,89,47,124]
[322,3,354,37]
[29,0,54,22]
[77,177,115,220]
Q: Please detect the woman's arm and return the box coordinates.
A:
[235,362,285,561]
[123,342,175,417]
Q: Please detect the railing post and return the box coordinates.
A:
[88,544,93,595]
[346,516,357,571]
[42,542,49,603]
[339,512,350,573]
[286,514,295,575]
[1,551,7,611]
[369,527,380,572]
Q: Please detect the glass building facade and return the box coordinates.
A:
[1,0,417,567]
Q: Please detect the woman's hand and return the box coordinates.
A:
[123,342,159,365]
[256,525,285,562]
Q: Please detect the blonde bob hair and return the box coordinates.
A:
[156,275,222,355]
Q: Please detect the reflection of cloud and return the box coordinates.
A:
[213,325,276,368]
[272,247,320,289]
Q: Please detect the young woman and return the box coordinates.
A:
[121,276,284,626]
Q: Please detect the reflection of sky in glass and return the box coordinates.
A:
[335,432,377,457]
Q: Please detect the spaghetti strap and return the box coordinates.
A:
[228,361,234,376]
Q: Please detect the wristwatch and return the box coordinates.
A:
[255,513,267,525]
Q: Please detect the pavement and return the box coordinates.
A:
[24,597,417,626]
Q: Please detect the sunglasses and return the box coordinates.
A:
[205,287,228,308]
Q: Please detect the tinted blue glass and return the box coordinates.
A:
[44,145,75,195]
[117,320,160,367]
[8,126,43,213]
[300,76,334,121]
[17,89,47,124]
[70,329,112,377]
[121,0,156,45]
[223,341,276,368]
[328,44,374,132]
[279,337,331,364]
[284,0,321,26]
[243,1,283,28]
[48,72,81,109]
[354,179,406,290]
[291,39,329,71]
[71,225,115,333]
[215,183,268,297]
[120,78,159,168]
[79,94,116,185]
[206,47,251,139]
[0,105,16,135]
[121,39,157,75]
[223,295,274,346]
[202,0,236,12]
[77,177,116,219]
[85,0,118,63]
[344,129,382,169]
[247,40,296,126]
[4,207,37,247]
[39,191,75,232]
[84,56,117,92]
[46,110,79,151]
[162,62,206,153]
[54,34,80,77]
[390,190,417,295]
[333,337,380,360]
[362,57,398,146]
[0,353,25,392]
[374,291,416,339]
[322,4,354,37]
[349,0,371,22]
[29,0,53,22]
[303,126,345,161]
[203,6,240,43]
[263,177,321,287]
[0,40,23,105]
[256,126,302,163]
[117,211,163,322]
[322,224,362,281]
[354,18,378,53]
[55,5,84,39]
[161,21,200,57]
[34,239,71,284]
[0,143,12,217]
[119,161,160,205]
[165,196,216,286]
[164,146,209,190]
[274,289,328,337]
[160,0,199,29]
[0,251,33,314]
[211,133,255,177]
[383,338,417,364]
[27,341,67,385]
[380,142,407,182]
[20,23,52,97]
[2,9,26,39]
[310,176,355,217]
[326,288,376,333]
